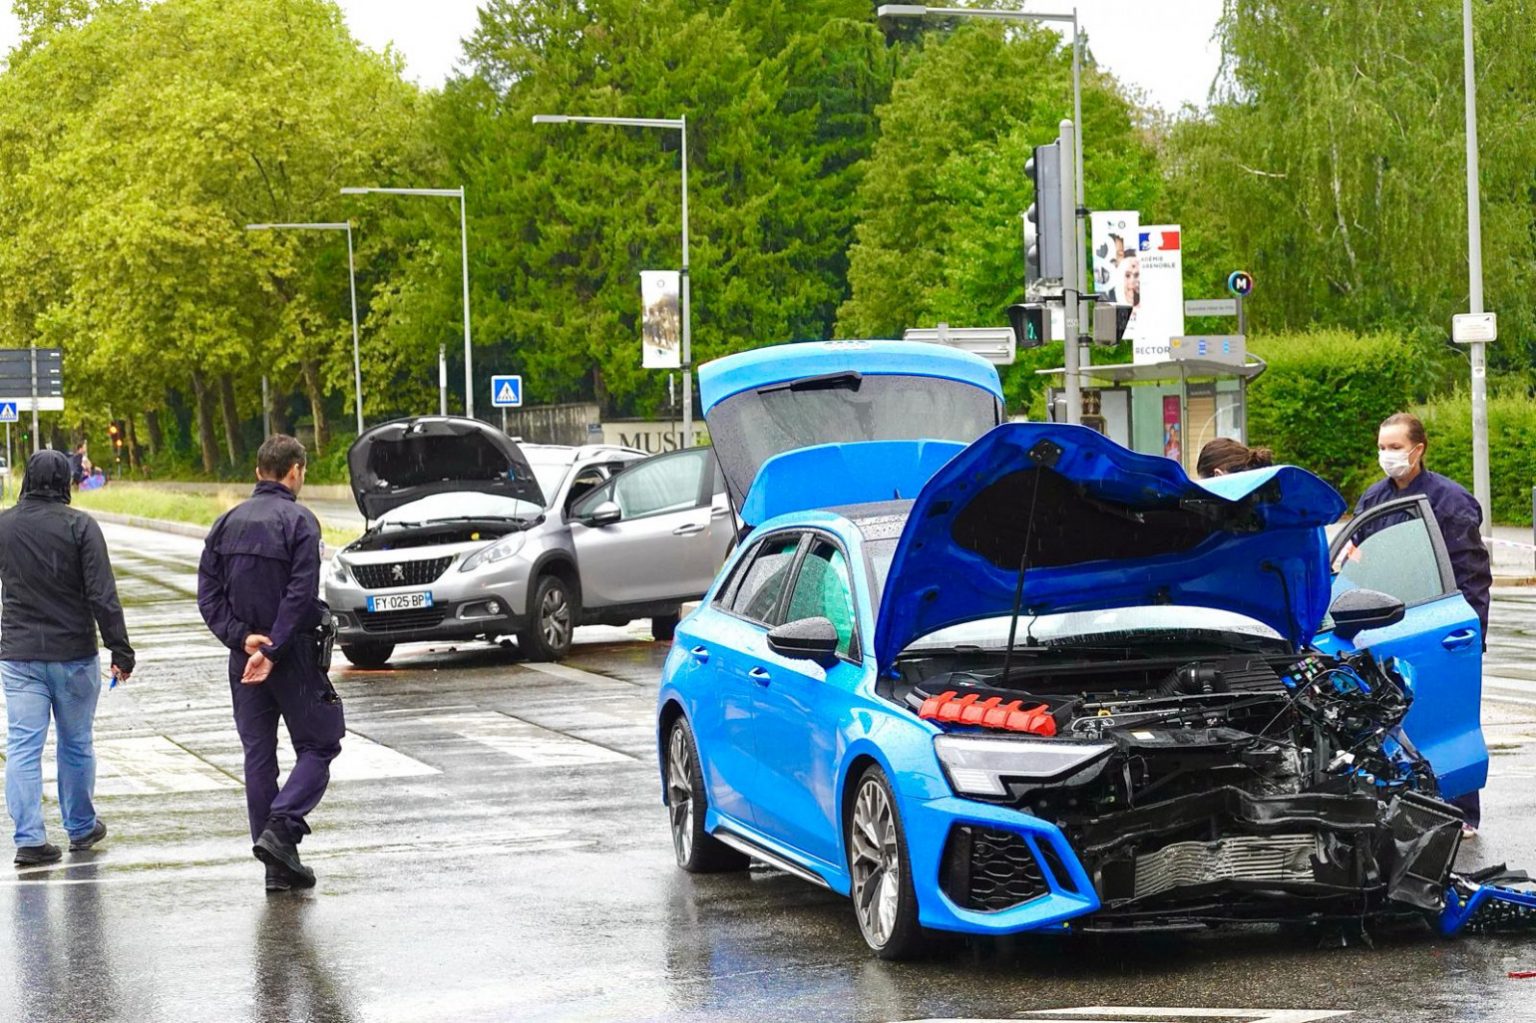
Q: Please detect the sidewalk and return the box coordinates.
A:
[1491,525,1536,584]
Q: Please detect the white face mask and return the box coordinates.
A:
[1379,448,1415,480]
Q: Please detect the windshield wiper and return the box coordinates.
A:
[757,370,862,395]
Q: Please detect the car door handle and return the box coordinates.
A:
[689,645,709,664]
[672,522,706,536]
[748,666,771,686]
[1442,629,1479,650]
[710,505,731,519]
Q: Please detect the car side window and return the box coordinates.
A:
[563,468,607,511]
[783,538,857,659]
[728,535,802,625]
[1333,503,1452,607]
[593,448,708,520]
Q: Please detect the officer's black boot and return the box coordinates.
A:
[265,861,292,893]
[254,827,316,889]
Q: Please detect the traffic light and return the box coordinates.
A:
[1007,303,1049,350]
[1023,142,1063,284]
[1092,301,1134,346]
[108,420,126,459]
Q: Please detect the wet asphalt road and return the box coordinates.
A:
[4,524,1536,1022]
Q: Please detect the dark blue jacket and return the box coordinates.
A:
[1355,469,1491,632]
[196,481,323,665]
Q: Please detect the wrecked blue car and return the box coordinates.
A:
[657,339,1498,959]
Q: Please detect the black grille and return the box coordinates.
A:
[358,608,446,634]
[353,556,453,589]
[941,825,1050,912]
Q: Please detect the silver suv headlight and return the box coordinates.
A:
[933,735,1113,796]
[330,558,353,586]
[459,532,527,573]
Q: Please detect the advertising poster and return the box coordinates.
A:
[640,270,681,369]
[1162,394,1182,462]
[1090,211,1139,302]
[1131,225,1185,365]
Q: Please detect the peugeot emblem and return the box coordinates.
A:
[391,564,405,582]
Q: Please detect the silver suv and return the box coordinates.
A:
[326,417,733,666]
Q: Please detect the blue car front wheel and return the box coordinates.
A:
[848,766,926,959]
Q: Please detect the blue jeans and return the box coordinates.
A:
[3,657,102,847]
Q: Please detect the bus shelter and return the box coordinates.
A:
[1036,356,1267,477]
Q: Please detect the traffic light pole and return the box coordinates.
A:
[28,342,38,455]
[1462,0,1491,535]
[1058,120,1081,426]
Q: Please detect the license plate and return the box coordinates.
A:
[366,591,433,613]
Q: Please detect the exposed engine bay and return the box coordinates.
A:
[345,517,533,553]
[891,634,1535,933]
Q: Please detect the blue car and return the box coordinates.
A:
[657,340,1485,958]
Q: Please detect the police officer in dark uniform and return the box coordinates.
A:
[197,435,343,891]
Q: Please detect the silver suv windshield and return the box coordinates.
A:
[523,453,576,509]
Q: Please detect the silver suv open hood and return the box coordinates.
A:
[347,416,544,521]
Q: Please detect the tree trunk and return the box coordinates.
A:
[217,374,246,467]
[301,359,328,456]
[190,371,218,474]
[270,381,291,437]
[144,409,163,456]
[125,416,142,473]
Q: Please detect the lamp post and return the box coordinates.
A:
[532,113,694,448]
[1460,0,1491,536]
[341,186,473,419]
[246,222,364,434]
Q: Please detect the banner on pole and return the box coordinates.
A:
[640,270,682,369]
[1090,211,1139,302]
[1132,225,1185,365]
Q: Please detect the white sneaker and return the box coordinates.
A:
[1461,824,1479,839]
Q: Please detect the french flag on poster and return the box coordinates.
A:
[1139,228,1181,252]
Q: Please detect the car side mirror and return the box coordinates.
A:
[584,501,621,527]
[1328,588,1406,642]
[767,616,841,666]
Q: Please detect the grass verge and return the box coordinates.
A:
[64,486,360,551]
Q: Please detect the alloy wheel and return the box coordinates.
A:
[666,727,694,865]
[850,777,901,949]
[540,585,572,650]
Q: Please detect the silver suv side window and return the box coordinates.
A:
[575,449,707,521]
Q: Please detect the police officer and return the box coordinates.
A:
[197,435,343,891]
[1356,412,1491,836]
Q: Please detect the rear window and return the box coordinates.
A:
[709,373,1000,509]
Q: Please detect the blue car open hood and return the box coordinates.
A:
[874,423,1347,671]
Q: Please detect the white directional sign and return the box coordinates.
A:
[1184,298,1239,317]
[1452,311,1497,343]
[0,402,16,423]
[491,375,523,408]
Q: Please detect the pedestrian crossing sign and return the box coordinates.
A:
[491,375,523,409]
[0,402,17,423]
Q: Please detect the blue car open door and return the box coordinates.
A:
[1314,494,1487,798]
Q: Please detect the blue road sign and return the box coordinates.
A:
[0,402,17,423]
[491,375,523,409]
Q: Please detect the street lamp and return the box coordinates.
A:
[245,222,364,435]
[532,113,695,448]
[1460,0,1491,536]
[341,186,474,419]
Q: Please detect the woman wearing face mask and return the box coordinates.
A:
[1354,412,1490,836]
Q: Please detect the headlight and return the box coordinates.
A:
[330,558,352,585]
[459,532,526,573]
[933,735,1113,797]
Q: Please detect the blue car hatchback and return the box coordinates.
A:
[657,340,1485,958]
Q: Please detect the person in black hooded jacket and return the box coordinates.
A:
[0,449,134,866]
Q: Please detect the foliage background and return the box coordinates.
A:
[1,0,1533,515]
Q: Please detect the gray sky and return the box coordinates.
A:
[0,1,1224,109]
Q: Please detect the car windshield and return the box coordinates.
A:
[906,607,1284,652]
[523,454,575,509]
[709,373,1001,509]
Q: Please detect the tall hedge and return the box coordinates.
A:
[1246,330,1451,501]
[1417,392,1536,526]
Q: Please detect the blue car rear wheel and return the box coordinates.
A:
[666,719,749,874]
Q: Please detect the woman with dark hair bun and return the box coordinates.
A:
[1196,437,1274,479]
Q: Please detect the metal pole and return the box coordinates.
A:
[1058,119,1080,426]
[439,345,448,416]
[261,375,271,437]
[680,116,693,449]
[1236,294,1246,337]
[28,342,38,454]
[459,188,474,420]
[1072,9,1089,381]
[1462,0,1491,536]
[346,223,364,434]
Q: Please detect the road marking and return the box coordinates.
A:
[429,709,634,765]
[278,730,441,782]
[40,735,240,795]
[904,1010,1352,1023]
[520,660,650,689]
